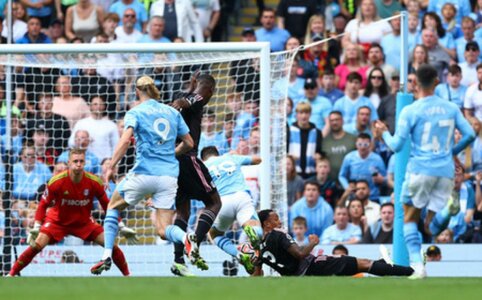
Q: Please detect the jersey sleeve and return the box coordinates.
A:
[382,106,411,152]
[278,230,297,250]
[124,111,137,131]
[93,180,110,212]
[177,111,190,136]
[233,155,253,166]
[35,184,55,223]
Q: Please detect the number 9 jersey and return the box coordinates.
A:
[123,99,190,178]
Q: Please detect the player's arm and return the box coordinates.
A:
[376,109,409,152]
[453,110,476,155]
[250,156,261,165]
[176,133,194,156]
[286,234,319,261]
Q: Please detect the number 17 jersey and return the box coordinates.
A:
[124,99,190,177]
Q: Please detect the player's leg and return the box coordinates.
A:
[236,191,263,249]
[172,195,190,267]
[92,231,130,276]
[428,177,457,237]
[9,233,50,276]
[357,258,414,276]
[101,191,129,261]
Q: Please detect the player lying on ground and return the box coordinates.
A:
[197,146,264,275]
[91,76,197,275]
[8,148,132,276]
[253,210,414,277]
[374,64,475,278]
[169,73,223,275]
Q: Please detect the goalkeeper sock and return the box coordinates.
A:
[112,245,130,276]
[195,209,217,246]
[9,245,40,276]
[103,209,120,260]
[165,225,186,244]
[404,222,423,264]
[429,206,451,236]
[214,236,238,257]
[368,259,414,276]
[173,219,188,264]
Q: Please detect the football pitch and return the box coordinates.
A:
[2,277,481,300]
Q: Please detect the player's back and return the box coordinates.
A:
[204,154,252,196]
[125,99,186,177]
[405,95,461,177]
[260,229,302,276]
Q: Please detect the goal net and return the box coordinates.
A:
[0,43,293,276]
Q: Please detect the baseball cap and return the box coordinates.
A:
[311,33,323,42]
[50,19,62,27]
[465,41,479,52]
[426,245,441,257]
[304,77,317,89]
[241,27,255,37]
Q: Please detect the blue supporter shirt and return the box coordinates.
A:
[124,99,189,178]
[333,96,378,127]
[213,131,231,155]
[272,77,306,104]
[255,27,291,52]
[204,154,252,196]
[289,196,334,236]
[318,88,344,105]
[382,95,475,178]
[27,0,51,17]
[428,0,471,23]
[12,162,52,200]
[1,134,23,163]
[338,150,387,200]
[321,223,362,244]
[57,150,101,175]
[109,0,148,32]
[342,123,372,138]
[299,96,332,130]
[380,33,401,71]
[434,83,467,109]
[16,32,52,44]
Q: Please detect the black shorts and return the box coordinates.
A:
[305,255,358,276]
[176,154,217,202]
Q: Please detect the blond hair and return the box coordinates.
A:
[136,76,161,100]
[295,102,312,113]
[69,148,86,159]
[304,14,325,44]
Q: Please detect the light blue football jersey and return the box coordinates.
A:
[383,95,475,178]
[124,99,189,177]
[204,154,252,196]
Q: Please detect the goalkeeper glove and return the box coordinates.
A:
[27,222,41,247]
[119,221,139,245]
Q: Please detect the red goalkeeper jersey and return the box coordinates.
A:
[35,171,109,227]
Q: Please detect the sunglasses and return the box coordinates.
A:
[467,47,479,52]
[356,142,370,148]
[23,154,35,158]
[124,14,136,18]
[371,76,383,80]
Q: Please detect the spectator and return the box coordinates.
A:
[456,17,482,64]
[408,44,429,75]
[380,15,402,71]
[304,14,341,65]
[363,67,389,109]
[109,0,148,33]
[333,72,378,127]
[57,130,101,175]
[25,93,71,154]
[150,0,203,42]
[276,0,317,40]
[299,35,338,79]
[339,133,387,201]
[91,12,119,42]
[408,12,420,53]
[291,216,309,246]
[286,154,304,207]
[13,145,52,201]
[436,229,454,243]
[47,19,65,43]
[114,8,143,43]
[421,28,450,82]
[16,16,53,44]
[343,106,373,137]
[460,41,481,87]
[322,111,357,182]
[464,63,482,121]
[21,0,53,28]
[213,113,235,154]
[331,12,348,36]
[353,180,381,225]
[232,101,258,149]
[1,2,27,41]
[347,198,366,233]
[342,0,391,51]
[55,0,77,21]
[434,64,467,109]
[247,127,260,155]
[440,3,462,39]
[318,69,344,105]
[299,78,332,135]
[191,0,220,41]
[321,206,362,244]
[285,36,301,51]
[455,118,482,177]
[366,43,396,82]
[65,0,104,43]
[307,158,341,208]
[289,181,334,236]
[425,245,441,261]
[332,244,349,255]
[68,96,119,160]
[255,8,290,52]
[0,115,23,163]
[374,0,402,19]
[198,109,217,153]
[52,75,91,129]
[420,12,456,61]
[427,0,470,24]
[32,127,59,167]
[335,43,369,91]
[272,59,306,104]
[287,102,323,179]
[362,202,394,243]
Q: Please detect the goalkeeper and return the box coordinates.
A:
[8,148,134,276]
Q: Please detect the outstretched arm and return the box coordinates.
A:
[376,120,407,153]
[286,234,319,261]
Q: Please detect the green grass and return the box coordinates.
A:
[1,277,481,300]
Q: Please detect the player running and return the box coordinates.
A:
[375,64,476,279]
[8,148,131,276]
[254,210,415,277]
[90,76,196,275]
[201,146,263,274]
[169,74,223,275]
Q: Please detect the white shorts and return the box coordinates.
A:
[403,173,454,212]
[213,191,258,232]
[117,174,177,209]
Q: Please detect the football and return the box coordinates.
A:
[238,242,259,263]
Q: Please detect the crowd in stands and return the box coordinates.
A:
[0,0,481,249]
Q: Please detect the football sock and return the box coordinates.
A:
[429,206,451,236]
[102,209,120,260]
[173,218,187,264]
[214,236,238,257]
[195,209,217,246]
[368,259,414,276]
[9,245,40,276]
[112,245,130,276]
[165,225,186,244]
[404,222,423,264]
